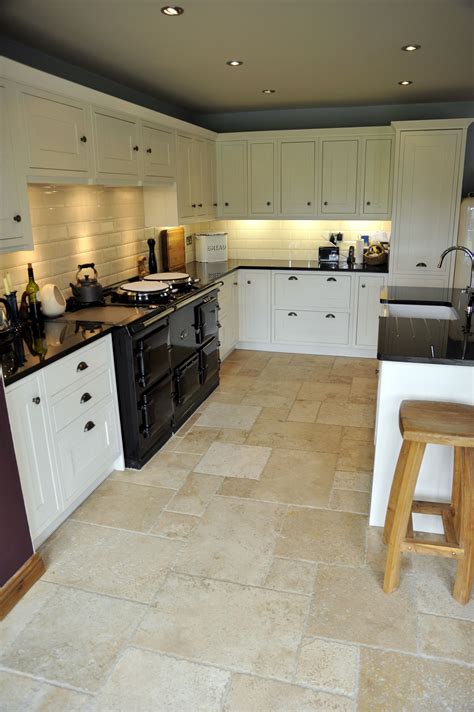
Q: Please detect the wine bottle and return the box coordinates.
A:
[25,263,43,328]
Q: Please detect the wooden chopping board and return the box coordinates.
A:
[160,227,186,271]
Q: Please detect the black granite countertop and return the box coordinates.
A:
[378,287,474,366]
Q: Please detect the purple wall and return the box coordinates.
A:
[0,381,33,586]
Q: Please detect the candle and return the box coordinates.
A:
[3,277,10,296]
[6,273,13,294]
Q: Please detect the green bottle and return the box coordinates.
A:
[25,263,43,328]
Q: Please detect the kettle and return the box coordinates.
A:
[70,263,104,304]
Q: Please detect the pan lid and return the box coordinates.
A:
[119,280,170,293]
[145,272,190,282]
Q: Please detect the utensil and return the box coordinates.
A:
[70,263,104,303]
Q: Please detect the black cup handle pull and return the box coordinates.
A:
[325,313,336,319]
[77,361,89,372]
[288,312,297,317]
[288,276,298,281]
[416,262,427,267]
[84,421,95,432]
[327,277,337,282]
[80,392,92,404]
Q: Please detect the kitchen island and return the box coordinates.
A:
[371,286,474,534]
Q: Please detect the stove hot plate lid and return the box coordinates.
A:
[120,280,170,293]
[145,272,190,283]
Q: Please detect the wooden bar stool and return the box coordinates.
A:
[383,400,474,605]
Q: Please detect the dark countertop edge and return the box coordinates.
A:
[4,326,116,387]
[187,259,388,279]
[379,297,453,306]
[377,352,473,368]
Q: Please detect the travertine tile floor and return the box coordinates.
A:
[1,351,473,711]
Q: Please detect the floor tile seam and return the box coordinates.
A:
[274,553,416,576]
[417,609,474,624]
[0,581,59,649]
[0,664,97,697]
[331,484,371,494]
[170,487,224,571]
[32,577,160,607]
[107,476,184,491]
[158,569,313,599]
[290,561,320,687]
[125,642,356,700]
[66,516,189,542]
[213,492,369,514]
[261,503,290,586]
[298,634,474,669]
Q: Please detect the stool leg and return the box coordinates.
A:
[453,448,474,605]
[383,441,426,594]
[452,447,463,542]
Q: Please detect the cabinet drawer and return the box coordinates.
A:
[43,338,110,396]
[51,367,113,432]
[274,309,350,345]
[274,273,351,309]
[55,398,120,506]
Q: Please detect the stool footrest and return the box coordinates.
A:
[401,538,464,558]
[411,500,451,515]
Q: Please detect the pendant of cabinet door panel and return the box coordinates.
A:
[217,135,393,219]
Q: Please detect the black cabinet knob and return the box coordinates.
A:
[133,145,139,151]
[32,396,40,405]
[213,202,217,207]
[224,202,229,206]
[192,204,197,208]
[80,135,87,143]
[247,280,251,284]
[13,214,21,223]
[307,201,311,206]
[266,201,271,206]
[366,201,371,205]
[198,203,203,208]
[77,361,88,372]
[146,148,152,154]
[361,284,366,288]
[323,201,328,206]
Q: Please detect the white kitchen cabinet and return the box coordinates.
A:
[249,141,276,215]
[177,134,209,219]
[0,83,32,253]
[321,139,359,215]
[355,274,386,348]
[391,129,463,279]
[93,107,141,178]
[5,373,60,542]
[177,134,194,218]
[280,140,316,216]
[362,137,393,216]
[274,309,350,345]
[239,269,271,343]
[218,141,248,217]
[218,273,239,359]
[5,335,123,547]
[206,140,218,217]
[142,121,176,180]
[19,86,93,177]
[274,272,351,310]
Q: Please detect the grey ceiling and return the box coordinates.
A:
[1,0,473,113]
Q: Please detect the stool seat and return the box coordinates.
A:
[400,400,474,447]
[384,400,474,605]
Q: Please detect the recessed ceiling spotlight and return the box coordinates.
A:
[401,44,421,51]
[398,80,413,86]
[262,89,276,94]
[161,6,184,16]
[226,60,243,66]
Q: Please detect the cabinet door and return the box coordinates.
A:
[94,109,140,177]
[355,275,386,348]
[207,140,218,217]
[6,375,60,542]
[280,141,316,215]
[393,130,461,274]
[249,141,276,215]
[0,84,32,253]
[142,123,176,179]
[362,138,392,215]
[20,88,92,175]
[177,135,194,218]
[239,270,270,342]
[192,139,206,217]
[321,139,358,214]
[218,141,247,216]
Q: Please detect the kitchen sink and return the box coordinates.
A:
[386,304,458,320]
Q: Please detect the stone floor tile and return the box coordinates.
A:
[264,557,316,595]
[331,357,378,379]
[365,526,412,574]
[0,671,90,711]
[41,520,181,602]
[133,573,309,680]
[256,405,291,422]
[176,497,286,585]
[418,613,474,664]
[171,427,221,454]
[290,354,335,369]
[203,391,245,405]
[194,441,271,479]
[0,581,57,650]
[0,587,145,692]
[296,637,358,695]
[333,469,372,492]
[349,376,378,404]
[215,428,251,444]
[223,674,354,712]
[329,488,371,514]
[317,401,376,428]
[275,507,367,565]
[166,473,224,516]
[91,647,230,712]
[296,381,351,403]
[414,556,474,620]
[246,420,342,453]
[336,439,374,472]
[220,360,244,376]
[342,425,375,442]
[71,480,174,532]
[241,379,301,408]
[195,402,261,430]
[111,452,201,489]
[175,411,201,434]
[308,565,418,652]
[287,400,321,423]
[150,511,201,539]
[358,647,473,711]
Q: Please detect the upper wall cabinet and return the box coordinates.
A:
[218,141,248,217]
[176,135,216,221]
[249,140,277,216]
[361,137,393,216]
[280,140,317,216]
[93,107,141,179]
[0,83,32,253]
[141,121,176,180]
[19,87,93,177]
[320,139,359,215]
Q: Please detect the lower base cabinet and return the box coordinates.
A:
[274,309,350,345]
[355,274,386,348]
[5,335,123,547]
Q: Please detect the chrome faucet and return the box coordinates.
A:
[437,245,474,292]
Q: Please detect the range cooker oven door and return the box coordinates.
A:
[195,293,218,345]
[169,302,197,369]
[173,353,201,427]
[137,372,174,459]
[134,319,170,393]
[199,336,220,386]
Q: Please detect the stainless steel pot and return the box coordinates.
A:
[70,263,104,303]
